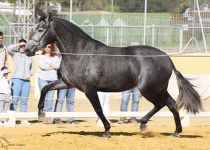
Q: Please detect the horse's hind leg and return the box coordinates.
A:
[140,104,165,133]
[139,88,167,134]
[84,90,111,137]
[166,95,182,136]
[140,91,182,136]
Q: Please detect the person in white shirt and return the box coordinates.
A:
[38,43,60,124]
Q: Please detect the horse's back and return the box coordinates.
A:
[95,45,174,91]
[107,45,173,75]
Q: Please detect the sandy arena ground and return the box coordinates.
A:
[0,117,210,150]
[0,93,210,150]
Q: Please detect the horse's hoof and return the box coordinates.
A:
[102,132,111,138]
[140,123,147,134]
[38,109,45,117]
[38,116,45,122]
[171,132,180,137]
[38,110,45,122]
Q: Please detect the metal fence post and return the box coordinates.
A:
[152,24,155,47]
[179,27,183,53]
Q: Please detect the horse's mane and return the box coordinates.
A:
[51,17,106,47]
[52,17,93,40]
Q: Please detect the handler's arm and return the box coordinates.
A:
[39,56,52,71]
[6,44,18,56]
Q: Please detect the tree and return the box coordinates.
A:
[35,0,64,16]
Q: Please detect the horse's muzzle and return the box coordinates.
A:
[25,49,35,56]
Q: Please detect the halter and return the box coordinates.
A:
[31,19,51,48]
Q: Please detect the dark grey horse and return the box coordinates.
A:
[25,13,202,137]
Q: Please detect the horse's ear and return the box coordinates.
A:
[37,14,41,19]
[37,12,47,22]
[47,12,52,21]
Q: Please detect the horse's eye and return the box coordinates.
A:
[38,28,44,32]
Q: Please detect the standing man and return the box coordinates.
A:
[53,88,77,124]
[0,31,8,69]
[119,87,141,124]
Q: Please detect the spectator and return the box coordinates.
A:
[0,66,12,126]
[7,39,35,125]
[0,31,8,69]
[119,87,141,124]
[38,43,60,124]
[96,92,111,127]
[53,88,77,124]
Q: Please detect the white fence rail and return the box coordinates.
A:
[1,111,210,119]
[1,111,210,127]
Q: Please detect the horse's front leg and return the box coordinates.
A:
[84,89,111,137]
[38,79,68,120]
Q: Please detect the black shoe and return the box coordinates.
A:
[53,118,62,124]
[66,120,78,124]
[130,117,138,124]
[118,117,129,124]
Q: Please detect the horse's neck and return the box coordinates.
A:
[56,33,106,54]
[54,20,107,53]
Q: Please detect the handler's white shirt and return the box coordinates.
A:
[38,55,61,81]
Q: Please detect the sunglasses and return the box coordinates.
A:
[19,45,25,48]
[45,45,52,49]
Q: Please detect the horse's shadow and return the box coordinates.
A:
[29,119,86,124]
[42,131,203,138]
[42,131,136,137]
[160,132,203,138]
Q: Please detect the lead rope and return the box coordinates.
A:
[34,49,210,58]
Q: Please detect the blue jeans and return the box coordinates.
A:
[38,78,55,112]
[0,94,10,112]
[54,88,76,122]
[11,78,30,112]
[120,87,141,112]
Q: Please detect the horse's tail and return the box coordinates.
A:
[172,63,203,114]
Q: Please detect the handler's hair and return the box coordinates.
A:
[1,66,8,71]
[42,43,56,57]
[18,38,27,43]
[0,31,3,37]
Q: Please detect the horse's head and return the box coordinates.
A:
[25,13,55,56]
